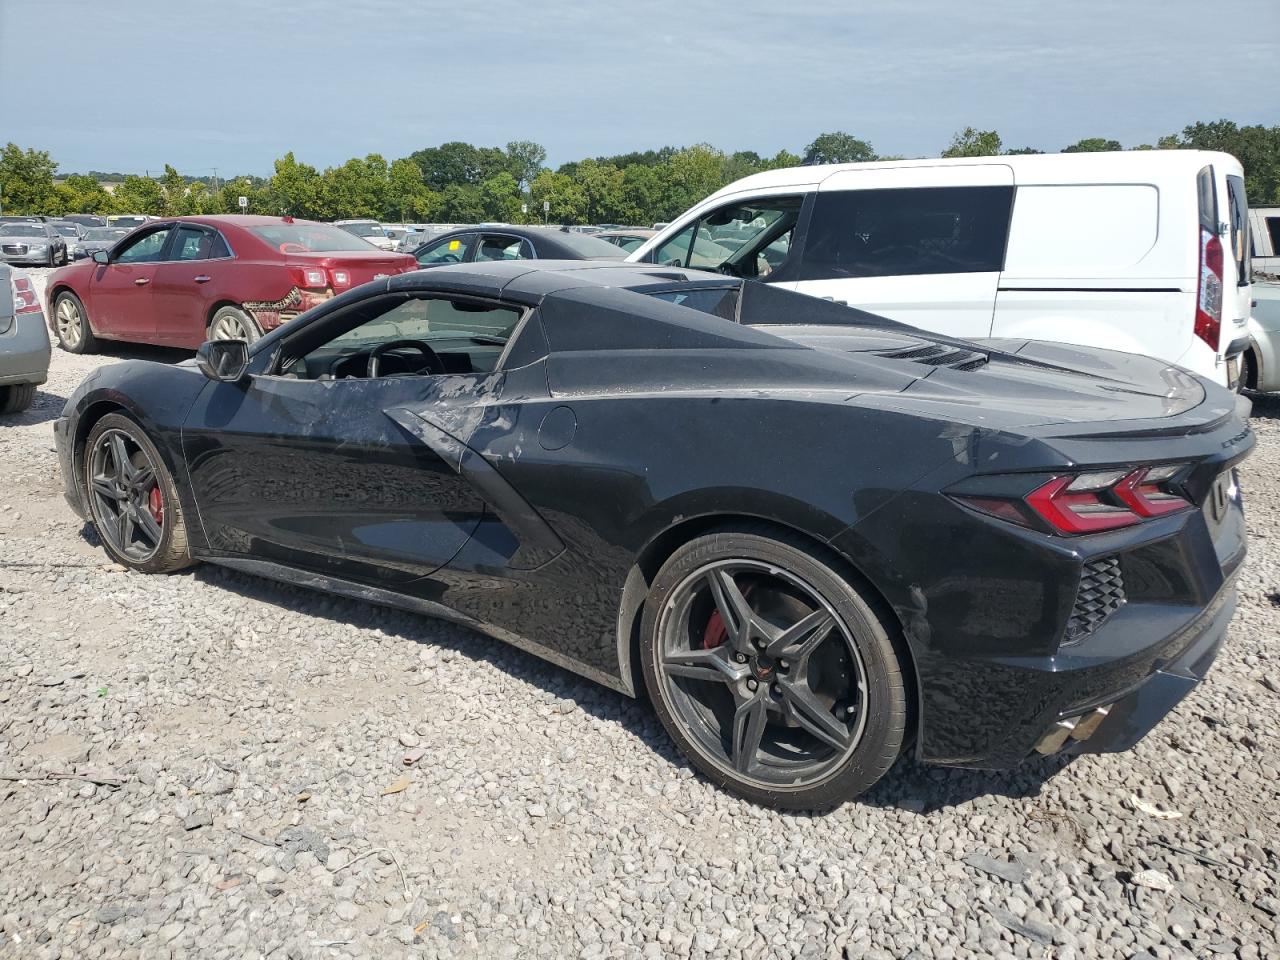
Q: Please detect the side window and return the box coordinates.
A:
[417,235,471,265]
[172,226,213,261]
[646,287,740,320]
[799,186,1014,280]
[283,295,524,380]
[114,227,172,264]
[474,235,530,262]
[652,198,803,277]
[1267,218,1280,257]
[210,231,232,258]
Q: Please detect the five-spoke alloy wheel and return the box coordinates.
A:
[83,414,193,574]
[641,527,907,810]
[53,290,97,354]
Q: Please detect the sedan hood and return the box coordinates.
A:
[752,324,1211,430]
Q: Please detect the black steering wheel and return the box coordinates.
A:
[367,339,445,379]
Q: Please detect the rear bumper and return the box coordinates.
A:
[0,313,52,386]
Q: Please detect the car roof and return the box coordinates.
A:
[389,259,731,302]
[703,149,1245,201]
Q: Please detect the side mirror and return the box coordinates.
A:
[92,250,108,265]
[196,339,249,383]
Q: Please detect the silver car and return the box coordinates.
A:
[0,265,51,413]
[0,222,69,267]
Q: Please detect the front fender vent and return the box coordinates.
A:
[1064,556,1126,644]
[878,343,989,371]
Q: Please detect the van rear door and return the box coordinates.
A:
[1222,172,1251,360]
[793,164,1014,339]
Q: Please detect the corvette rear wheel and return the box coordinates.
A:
[84,414,193,574]
[641,527,906,811]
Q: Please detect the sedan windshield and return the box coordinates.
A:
[252,223,384,253]
[54,224,80,236]
[0,225,45,238]
[85,228,129,241]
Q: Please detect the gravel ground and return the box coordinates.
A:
[2,267,1278,960]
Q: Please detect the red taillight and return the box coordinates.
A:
[12,277,41,315]
[293,267,328,290]
[955,465,1193,536]
[329,269,351,289]
[1194,226,1223,350]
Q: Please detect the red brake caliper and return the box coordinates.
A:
[701,584,752,649]
[147,485,164,526]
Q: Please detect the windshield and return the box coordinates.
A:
[251,223,384,253]
[85,228,128,241]
[54,224,80,236]
[112,217,147,226]
[554,231,628,258]
[0,225,45,238]
[339,222,385,238]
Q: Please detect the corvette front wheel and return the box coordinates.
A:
[640,527,907,811]
[83,414,194,574]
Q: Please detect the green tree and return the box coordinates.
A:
[438,184,486,223]
[1166,120,1280,203]
[942,127,1003,158]
[319,154,392,220]
[111,175,166,215]
[505,140,547,191]
[1003,146,1044,155]
[55,174,115,214]
[268,152,324,219]
[1062,138,1122,153]
[659,145,728,221]
[530,170,586,224]
[803,132,875,165]
[388,158,439,221]
[479,172,524,222]
[0,143,58,214]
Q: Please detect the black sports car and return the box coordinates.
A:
[54,261,1253,810]
[409,226,625,267]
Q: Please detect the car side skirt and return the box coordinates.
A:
[201,554,633,696]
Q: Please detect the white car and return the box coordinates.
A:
[334,219,396,251]
[629,151,1252,389]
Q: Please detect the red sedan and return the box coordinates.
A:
[45,215,417,351]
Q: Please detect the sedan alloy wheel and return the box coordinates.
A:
[55,296,83,349]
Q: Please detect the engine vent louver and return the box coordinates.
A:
[1064,557,1126,644]
[878,343,989,371]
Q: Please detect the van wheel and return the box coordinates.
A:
[1241,350,1258,392]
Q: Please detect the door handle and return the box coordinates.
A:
[193,275,211,283]
[134,278,150,286]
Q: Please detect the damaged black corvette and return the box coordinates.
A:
[54,261,1252,809]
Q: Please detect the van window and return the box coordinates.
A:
[798,186,1013,280]
[1002,184,1158,275]
[650,197,803,278]
[1268,218,1280,257]
[1226,175,1249,285]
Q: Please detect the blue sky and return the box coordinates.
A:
[1,0,1277,177]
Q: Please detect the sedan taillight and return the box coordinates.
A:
[293,267,328,290]
[954,464,1194,536]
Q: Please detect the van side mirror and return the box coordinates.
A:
[92,250,108,265]
[196,339,249,382]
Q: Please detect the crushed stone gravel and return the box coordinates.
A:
[2,267,1278,959]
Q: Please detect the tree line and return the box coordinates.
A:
[2,120,1277,226]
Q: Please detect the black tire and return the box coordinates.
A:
[640,525,907,811]
[208,305,262,344]
[82,413,195,574]
[0,383,36,414]
[52,290,98,354]
[47,247,56,267]
[1241,350,1258,394]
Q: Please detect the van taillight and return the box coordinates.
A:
[1195,226,1223,349]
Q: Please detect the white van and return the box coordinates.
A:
[628,151,1253,388]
